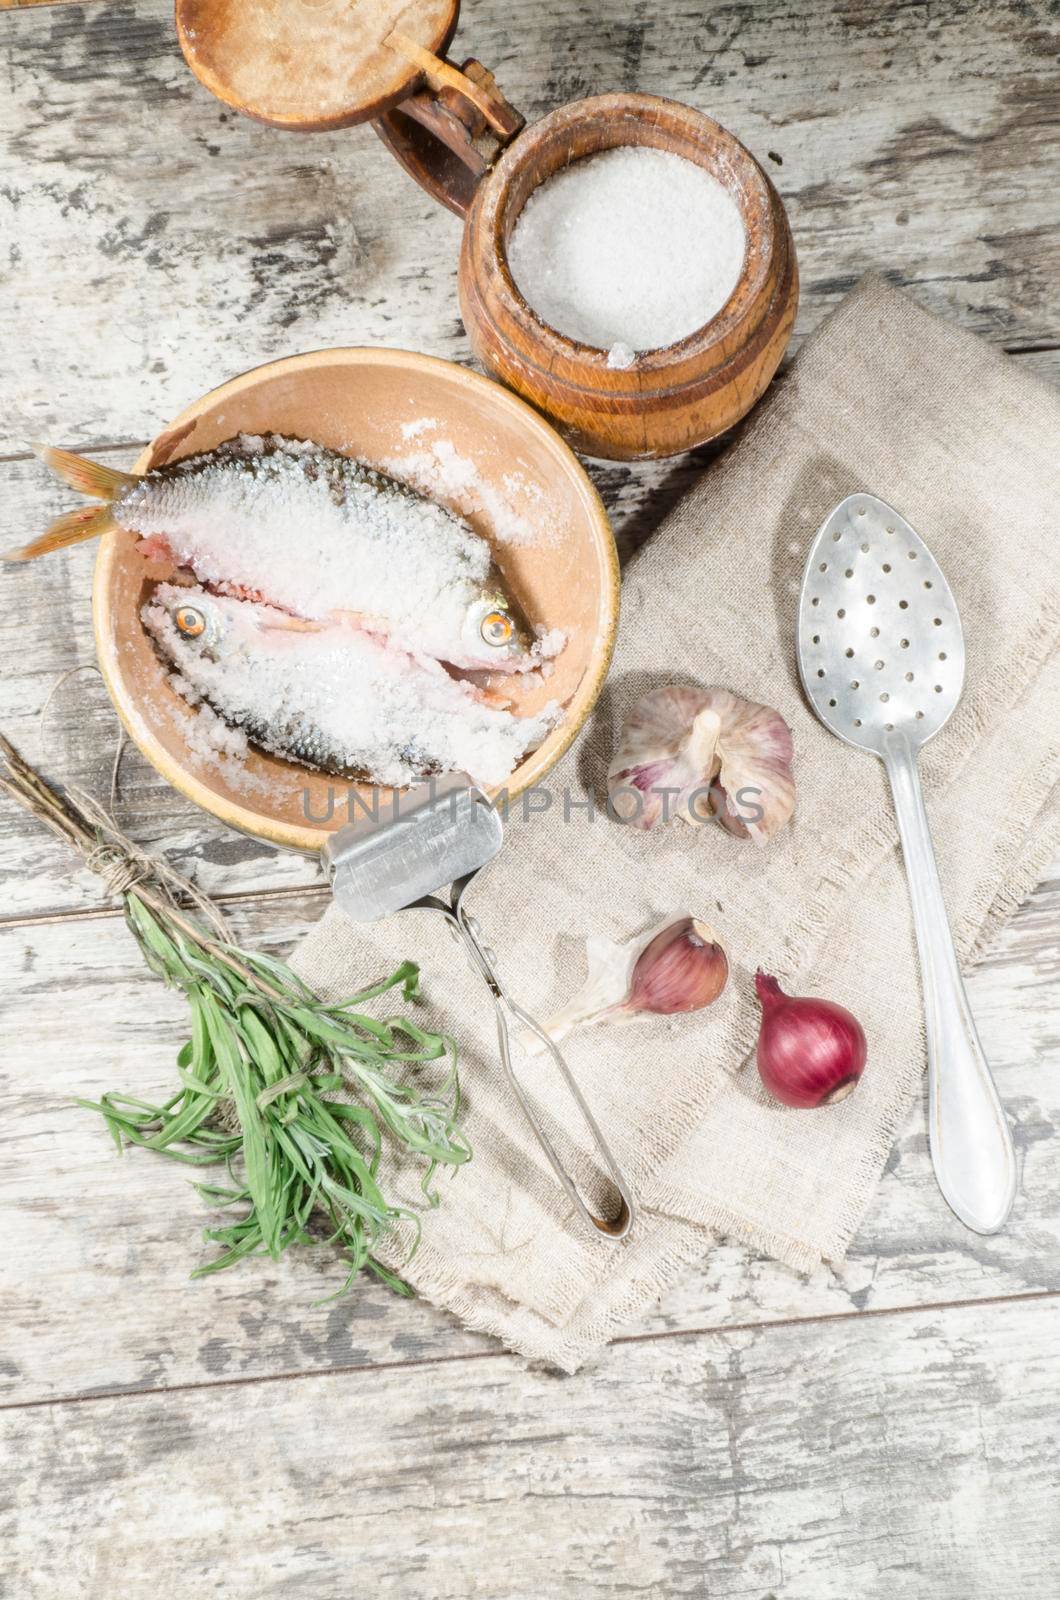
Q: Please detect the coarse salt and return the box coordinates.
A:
[123,434,544,671]
[383,431,558,551]
[400,416,441,440]
[145,587,558,790]
[508,146,746,354]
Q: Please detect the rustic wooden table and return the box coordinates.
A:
[1,1,1058,1594]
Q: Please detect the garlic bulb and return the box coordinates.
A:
[607,685,795,844]
[524,914,728,1054]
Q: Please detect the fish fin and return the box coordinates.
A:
[332,608,388,634]
[4,506,117,561]
[468,685,512,709]
[259,614,326,634]
[32,443,137,501]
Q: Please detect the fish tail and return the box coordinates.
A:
[4,505,118,561]
[6,443,137,561]
[32,443,138,501]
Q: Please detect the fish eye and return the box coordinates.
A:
[174,605,207,640]
[480,609,515,648]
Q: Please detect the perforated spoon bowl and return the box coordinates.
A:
[796,494,1016,1234]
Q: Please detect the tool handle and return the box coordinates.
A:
[884,738,1016,1233]
[443,879,633,1239]
[374,39,523,218]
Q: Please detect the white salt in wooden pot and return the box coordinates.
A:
[176,1,798,460]
[93,349,618,853]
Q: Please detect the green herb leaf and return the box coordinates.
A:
[88,902,469,1294]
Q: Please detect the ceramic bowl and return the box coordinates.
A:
[93,348,618,853]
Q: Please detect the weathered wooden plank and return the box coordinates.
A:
[4,1294,1059,1597]
[2,866,1057,1403]
[1,6,1057,1589]
[0,0,1056,456]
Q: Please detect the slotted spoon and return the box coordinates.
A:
[796,493,1016,1234]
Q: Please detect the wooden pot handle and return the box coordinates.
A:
[374,34,523,217]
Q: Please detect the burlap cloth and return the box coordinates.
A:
[292,278,1060,1371]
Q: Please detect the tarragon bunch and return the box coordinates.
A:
[0,733,470,1294]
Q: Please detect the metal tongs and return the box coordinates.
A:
[322,773,633,1240]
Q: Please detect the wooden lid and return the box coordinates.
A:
[176,0,460,130]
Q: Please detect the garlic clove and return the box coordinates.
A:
[707,690,795,846]
[607,684,795,844]
[626,916,728,1014]
[607,688,722,831]
[523,912,728,1055]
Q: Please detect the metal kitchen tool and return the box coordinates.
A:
[796,494,1017,1234]
[322,772,634,1239]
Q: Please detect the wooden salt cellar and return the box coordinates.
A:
[176,0,798,460]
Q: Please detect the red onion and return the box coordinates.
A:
[754,972,867,1108]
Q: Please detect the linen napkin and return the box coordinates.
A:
[293,277,1060,1371]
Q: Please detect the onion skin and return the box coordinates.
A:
[754,972,867,1109]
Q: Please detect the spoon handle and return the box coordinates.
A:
[883,738,1017,1233]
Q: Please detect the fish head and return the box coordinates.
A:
[145,584,329,669]
[169,590,228,655]
[458,586,533,671]
[143,584,238,666]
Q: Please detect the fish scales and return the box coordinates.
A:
[123,435,503,664]
[18,434,544,673]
